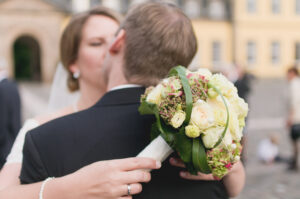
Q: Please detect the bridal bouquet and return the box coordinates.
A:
[137,66,248,179]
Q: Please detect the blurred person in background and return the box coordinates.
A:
[286,67,300,171]
[257,134,279,165]
[234,64,253,165]
[0,58,21,169]
[0,6,161,199]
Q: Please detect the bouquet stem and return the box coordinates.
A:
[137,135,173,168]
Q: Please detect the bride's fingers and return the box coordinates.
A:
[179,171,215,181]
[169,157,186,168]
[121,170,151,184]
[120,183,142,197]
[120,196,132,199]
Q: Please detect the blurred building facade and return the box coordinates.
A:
[0,0,300,82]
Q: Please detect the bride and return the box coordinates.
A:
[0,6,160,199]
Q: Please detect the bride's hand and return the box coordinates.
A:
[170,157,245,197]
[56,157,161,199]
[169,157,216,181]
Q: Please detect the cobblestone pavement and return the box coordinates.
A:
[236,78,300,199]
[18,79,300,199]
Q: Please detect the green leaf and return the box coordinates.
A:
[150,122,161,140]
[192,138,211,174]
[138,100,158,115]
[168,66,193,124]
[185,162,198,175]
[173,127,193,163]
[207,83,230,148]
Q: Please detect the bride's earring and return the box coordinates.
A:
[73,71,80,79]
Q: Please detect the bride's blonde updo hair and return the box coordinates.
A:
[60,6,122,92]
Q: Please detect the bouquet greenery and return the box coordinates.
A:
[137,66,248,179]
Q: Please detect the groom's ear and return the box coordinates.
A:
[109,29,126,54]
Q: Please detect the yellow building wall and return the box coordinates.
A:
[233,0,300,77]
[192,20,233,70]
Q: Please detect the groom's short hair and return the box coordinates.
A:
[122,2,197,86]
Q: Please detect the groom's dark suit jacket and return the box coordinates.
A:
[20,87,228,199]
[0,78,21,168]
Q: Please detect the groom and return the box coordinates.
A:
[21,2,229,198]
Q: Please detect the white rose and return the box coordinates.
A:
[202,126,232,149]
[209,74,237,98]
[229,96,249,119]
[190,99,215,130]
[208,96,243,141]
[170,110,186,128]
[146,84,164,105]
[207,96,228,126]
[229,110,243,141]
[222,129,233,146]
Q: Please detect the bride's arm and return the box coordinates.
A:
[0,157,161,199]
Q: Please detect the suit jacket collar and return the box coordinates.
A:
[94,87,145,107]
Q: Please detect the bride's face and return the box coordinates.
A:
[71,15,119,90]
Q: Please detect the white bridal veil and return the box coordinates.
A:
[47,63,80,112]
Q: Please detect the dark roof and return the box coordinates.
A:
[0,0,71,13]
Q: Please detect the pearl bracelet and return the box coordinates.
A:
[39,177,55,199]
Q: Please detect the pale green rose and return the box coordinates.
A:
[170,78,182,91]
[186,68,212,86]
[207,88,218,99]
[209,74,237,98]
[185,125,201,138]
[146,84,164,105]
[196,68,212,80]
[171,110,186,128]
[186,72,198,85]
[161,77,182,97]
[190,99,215,130]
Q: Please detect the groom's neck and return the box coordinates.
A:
[106,63,128,91]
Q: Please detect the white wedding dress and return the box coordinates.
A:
[5,119,39,164]
[5,63,79,165]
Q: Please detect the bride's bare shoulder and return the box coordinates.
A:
[34,106,74,125]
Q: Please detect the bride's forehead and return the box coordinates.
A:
[82,16,119,38]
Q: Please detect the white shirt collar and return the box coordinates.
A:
[109,84,142,92]
[0,71,7,82]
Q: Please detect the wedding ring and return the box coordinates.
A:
[127,184,131,195]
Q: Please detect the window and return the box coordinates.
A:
[271,42,280,64]
[296,43,300,61]
[272,0,280,14]
[212,41,221,64]
[247,41,256,65]
[247,0,256,13]
[102,0,121,12]
[209,0,226,19]
[90,0,101,7]
[184,0,201,18]
[296,0,300,14]
[189,48,201,71]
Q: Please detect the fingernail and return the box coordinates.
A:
[156,161,161,168]
[180,172,186,177]
[170,158,176,164]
